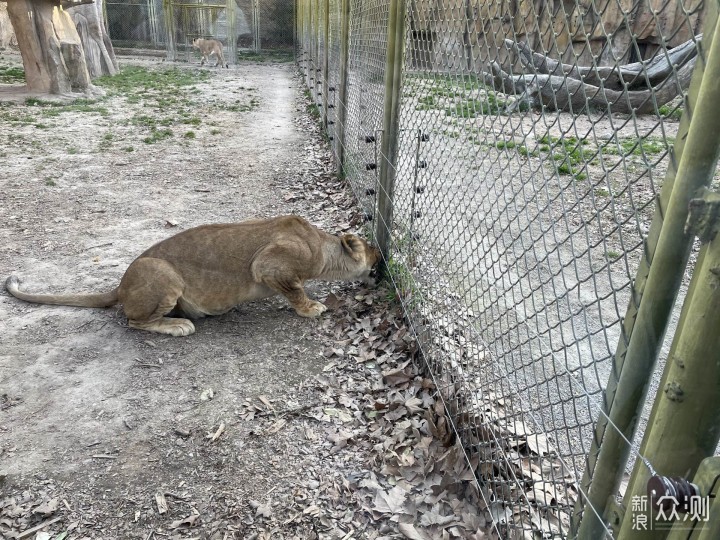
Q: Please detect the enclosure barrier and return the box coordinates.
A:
[297,0,720,537]
[103,0,294,58]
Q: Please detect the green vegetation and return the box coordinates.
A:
[536,134,592,181]
[303,88,321,120]
[603,136,668,156]
[236,50,294,63]
[659,104,683,120]
[0,65,25,84]
[184,130,196,139]
[95,65,210,94]
[607,250,621,260]
[446,95,504,117]
[25,97,109,117]
[143,128,173,144]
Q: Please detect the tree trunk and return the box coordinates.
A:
[6,0,91,94]
[68,0,118,78]
[0,3,16,48]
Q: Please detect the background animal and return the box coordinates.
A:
[192,38,228,68]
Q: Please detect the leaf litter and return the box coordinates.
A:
[0,64,576,540]
[0,72,492,540]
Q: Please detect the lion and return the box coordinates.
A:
[192,38,229,68]
[5,216,381,337]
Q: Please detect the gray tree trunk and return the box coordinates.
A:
[5,0,92,94]
[68,0,118,78]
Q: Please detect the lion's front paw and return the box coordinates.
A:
[296,301,327,318]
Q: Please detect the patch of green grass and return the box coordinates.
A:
[210,129,222,135]
[95,65,210,94]
[180,115,202,126]
[595,187,610,197]
[496,140,517,150]
[0,66,25,84]
[26,97,109,116]
[659,104,683,120]
[143,128,173,144]
[537,134,592,180]
[124,146,135,152]
[236,50,294,63]
[45,178,56,186]
[67,147,79,155]
[607,250,621,260]
[446,94,505,117]
[383,257,420,307]
[416,95,438,111]
[184,130,196,139]
[603,137,668,156]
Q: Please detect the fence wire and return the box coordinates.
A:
[299,0,718,536]
[105,0,294,54]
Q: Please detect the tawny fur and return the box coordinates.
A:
[192,38,228,68]
[5,216,380,337]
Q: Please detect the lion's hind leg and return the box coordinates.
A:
[118,258,196,337]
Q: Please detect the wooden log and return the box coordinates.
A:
[488,57,695,114]
[506,36,699,91]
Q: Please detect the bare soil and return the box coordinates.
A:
[0,55,490,539]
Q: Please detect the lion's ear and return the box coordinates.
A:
[341,234,364,261]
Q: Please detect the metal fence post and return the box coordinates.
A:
[162,0,176,61]
[253,0,260,52]
[375,0,406,260]
[617,193,720,540]
[573,4,720,536]
[335,0,350,172]
[226,0,236,65]
[613,29,720,540]
[322,0,330,130]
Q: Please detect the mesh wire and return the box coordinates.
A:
[299,0,711,537]
[106,0,294,54]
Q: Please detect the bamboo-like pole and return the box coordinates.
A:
[573,4,720,537]
[336,0,351,171]
[616,194,720,540]
[226,0,236,65]
[614,41,720,539]
[162,0,176,62]
[375,0,406,261]
[322,0,329,130]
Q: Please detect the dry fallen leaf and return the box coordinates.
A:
[155,492,168,514]
[170,514,199,529]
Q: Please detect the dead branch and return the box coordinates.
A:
[506,36,699,91]
[487,52,695,114]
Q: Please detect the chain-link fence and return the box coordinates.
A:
[299,0,720,537]
[104,0,294,56]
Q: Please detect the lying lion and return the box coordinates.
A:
[5,216,380,336]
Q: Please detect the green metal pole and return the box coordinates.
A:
[573,4,720,537]
[162,0,177,62]
[336,0,350,172]
[616,187,720,539]
[375,0,406,261]
[226,0,236,66]
[322,0,330,130]
[665,458,720,539]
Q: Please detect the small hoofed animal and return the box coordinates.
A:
[192,38,229,68]
[5,216,381,336]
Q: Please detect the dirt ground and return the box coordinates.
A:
[0,55,489,539]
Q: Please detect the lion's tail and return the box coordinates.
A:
[5,275,119,308]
